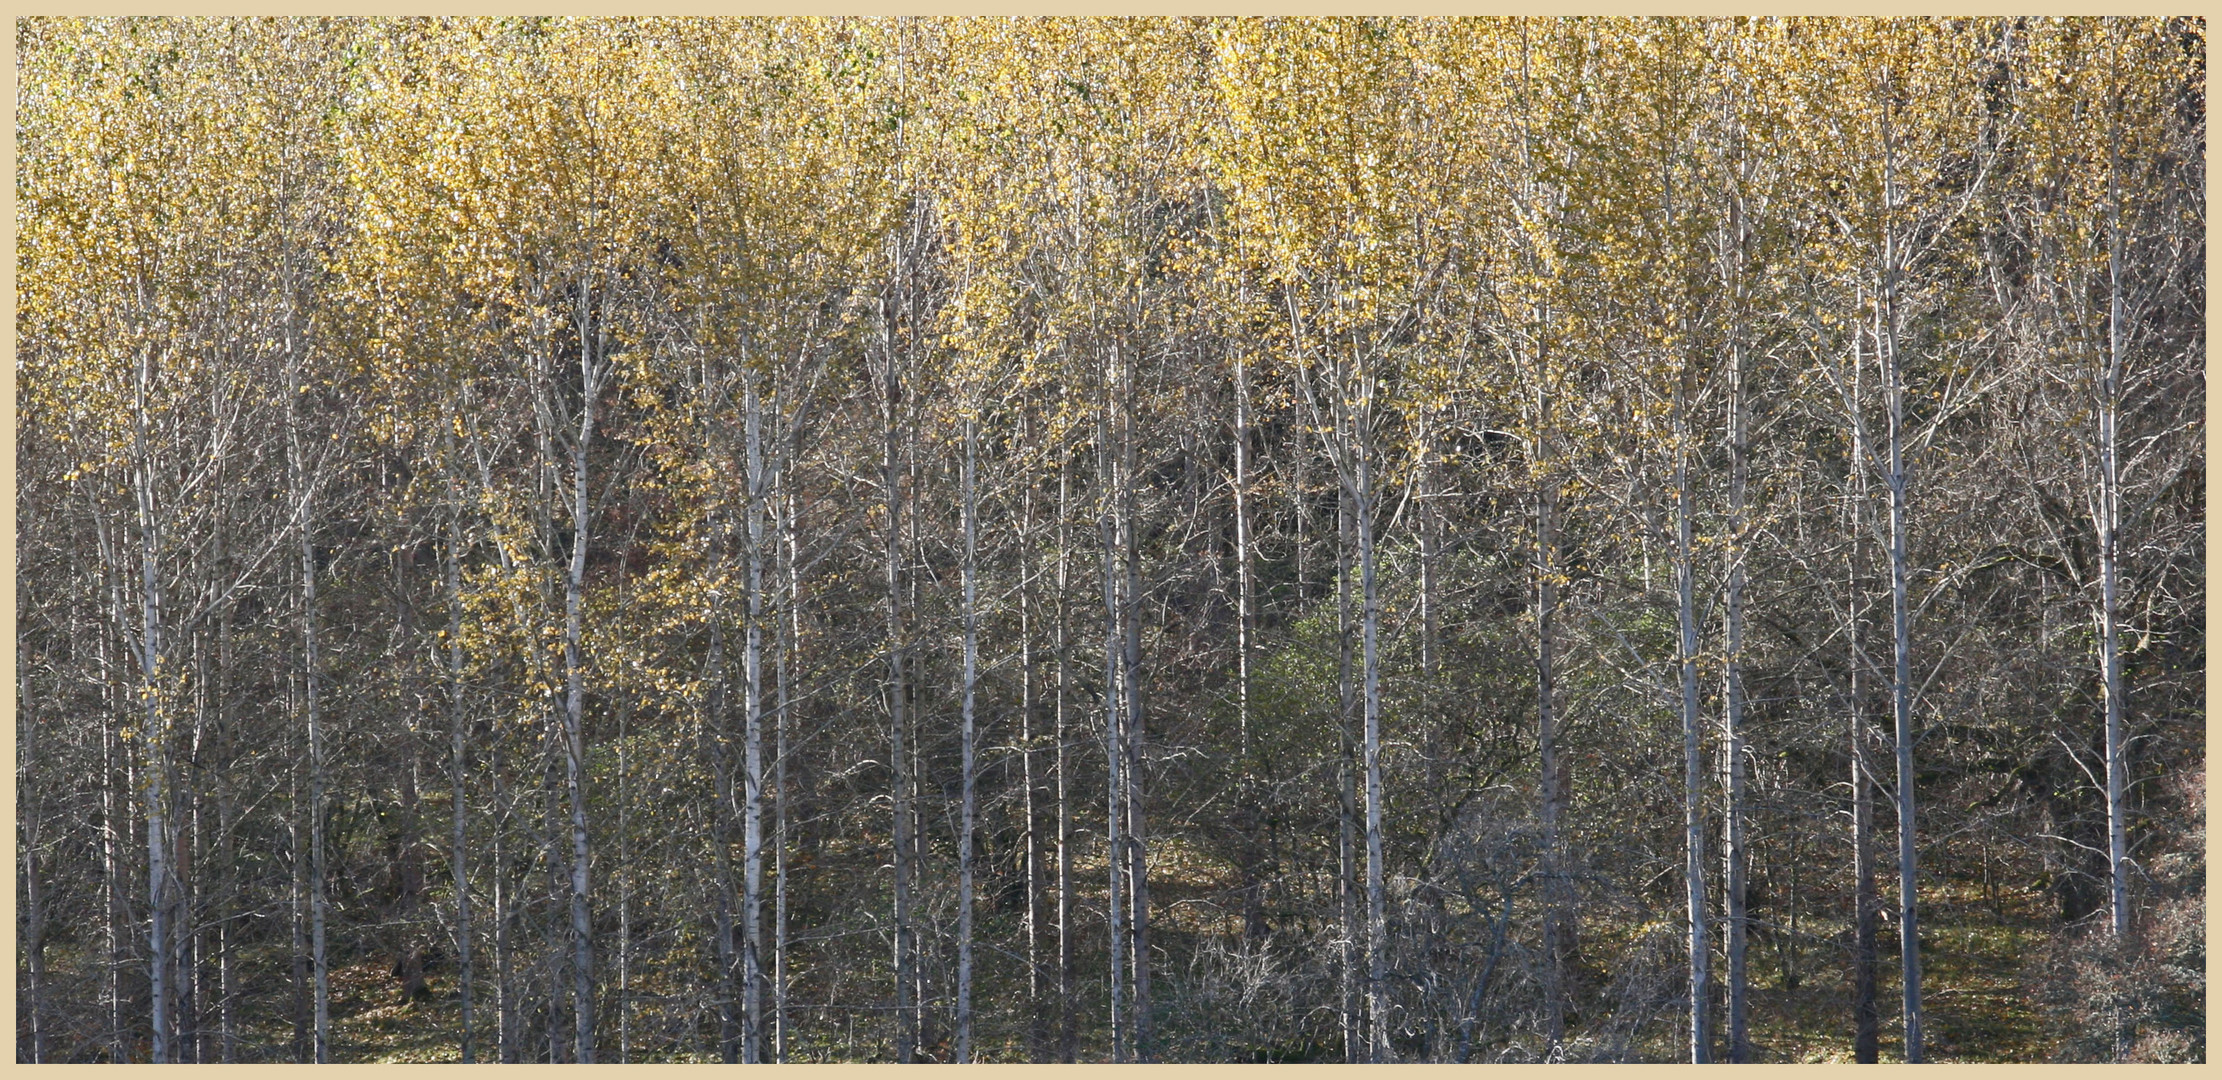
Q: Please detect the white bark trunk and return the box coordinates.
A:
[1356,392,1389,1064]
[1676,394,1709,1065]
[1055,463,1076,1062]
[1882,117,1925,1058]
[743,371,767,1064]
[2101,55,2131,942]
[881,290,916,1064]
[956,410,979,1063]
[561,298,598,1063]
[445,438,476,1062]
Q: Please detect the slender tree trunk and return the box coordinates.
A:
[1677,388,1710,1065]
[23,713,47,1063]
[284,342,331,1064]
[1721,158,1753,1065]
[1055,463,1077,1063]
[1881,119,1925,1059]
[1232,346,1266,955]
[1848,288,1881,1065]
[1100,357,1128,1061]
[1723,342,1751,1065]
[709,589,739,1065]
[1119,343,1152,1062]
[777,485,798,1063]
[883,293,916,1065]
[743,372,768,1064]
[1102,497,1127,1064]
[1234,352,1253,754]
[214,529,238,1065]
[956,409,980,1063]
[1020,416,1044,1058]
[492,738,516,1063]
[617,690,631,1065]
[288,665,307,1064]
[1419,409,1438,682]
[98,529,129,1062]
[2100,57,2130,943]
[182,640,202,1064]
[445,440,476,1063]
[560,299,600,1063]
[134,339,174,1065]
[1337,482,1360,1062]
[1356,392,1390,1064]
[1534,374,1566,1055]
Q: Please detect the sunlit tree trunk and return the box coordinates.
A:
[1337,479,1360,1062]
[1533,362,1566,1055]
[743,369,768,1064]
[1355,372,1390,1064]
[1676,364,1710,1065]
[1719,135,1753,1065]
[1234,351,1253,753]
[1055,462,1077,1063]
[1722,339,1751,1066]
[1098,352,1128,1061]
[283,327,330,1065]
[881,278,916,1064]
[1880,101,1924,1060]
[1119,341,1152,1062]
[776,484,798,1063]
[1019,411,1044,1057]
[2099,43,2130,943]
[1845,285,1881,1065]
[707,547,739,1064]
[133,333,176,1065]
[956,407,980,1063]
[559,290,601,1063]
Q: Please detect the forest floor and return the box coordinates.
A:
[277,862,2061,1062]
[1740,875,2056,1063]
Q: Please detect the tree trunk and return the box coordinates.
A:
[1120,343,1152,1062]
[134,338,175,1065]
[2100,52,2130,943]
[1055,463,1077,1063]
[1534,376,1566,1055]
[1356,390,1390,1063]
[1337,482,1361,1062]
[1720,152,1753,1065]
[289,675,307,1064]
[1677,386,1710,1065]
[284,343,331,1065]
[214,527,238,1065]
[777,485,799,1063]
[560,297,600,1063]
[23,713,48,1063]
[1101,499,1127,1063]
[98,527,129,1062]
[709,588,738,1065]
[1848,286,1881,1065]
[1723,344,1751,1065]
[882,289,916,1065]
[445,439,476,1063]
[1234,351,1253,754]
[1881,121,1925,1060]
[1020,416,1044,1058]
[492,738,516,1063]
[616,686,630,1063]
[956,409,980,1063]
[743,371,768,1064]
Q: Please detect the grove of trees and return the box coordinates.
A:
[16,15,2204,1064]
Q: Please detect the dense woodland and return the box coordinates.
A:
[14,16,2205,1064]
